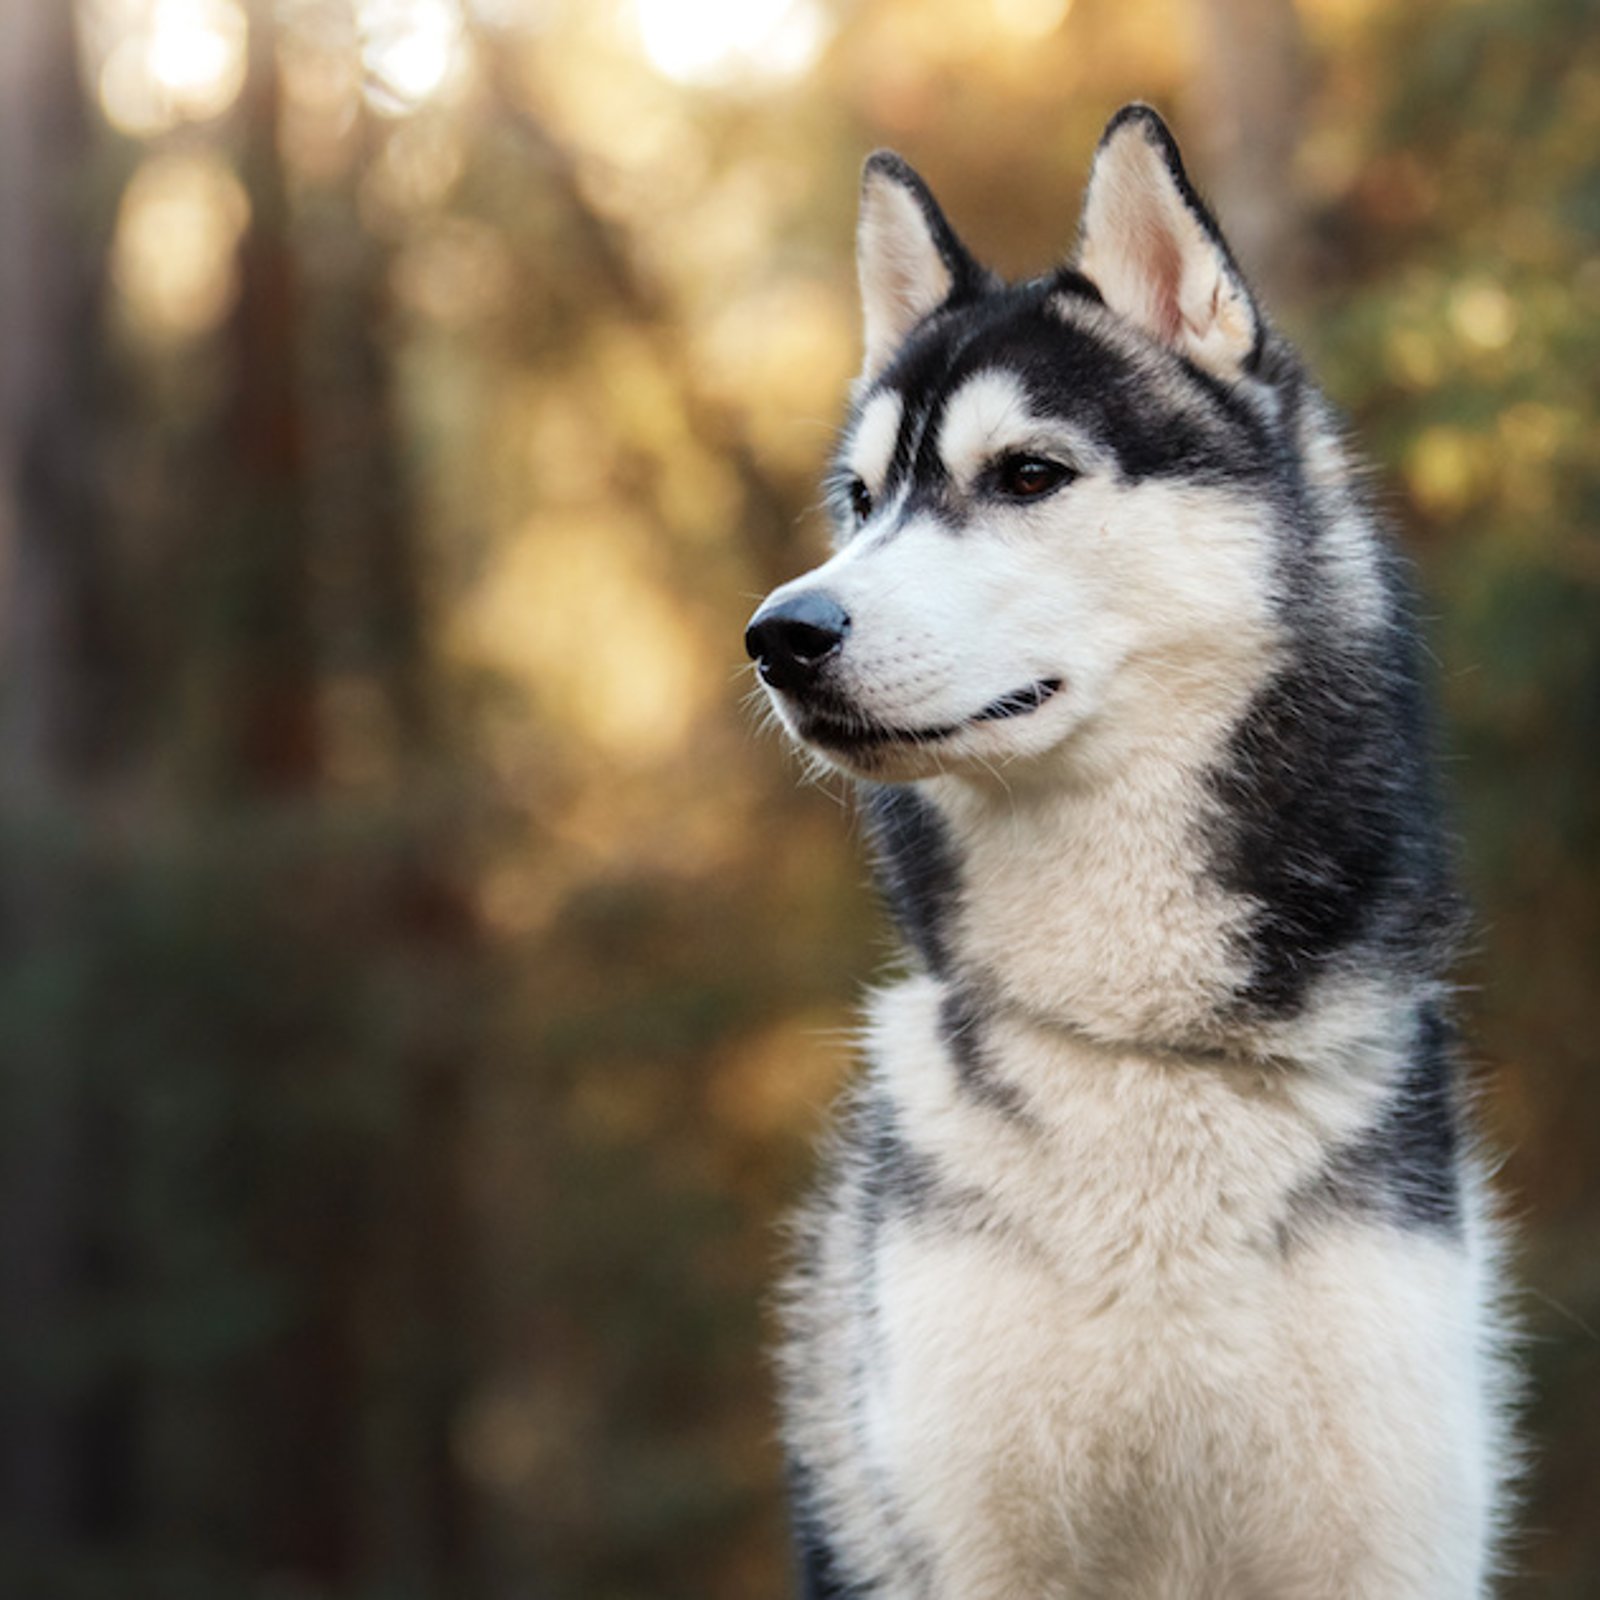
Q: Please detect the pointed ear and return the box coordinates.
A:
[857,151,983,382]
[1076,105,1262,379]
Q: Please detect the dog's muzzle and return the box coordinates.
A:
[745,591,850,693]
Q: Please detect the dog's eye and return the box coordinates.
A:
[995,455,1075,499]
[848,477,874,522]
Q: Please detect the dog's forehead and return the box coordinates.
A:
[849,390,905,489]
[935,369,1042,481]
[840,292,1058,480]
[841,286,1266,490]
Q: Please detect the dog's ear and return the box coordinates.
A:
[1076,105,1262,379]
[857,151,982,382]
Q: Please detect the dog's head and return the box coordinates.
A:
[746,105,1297,784]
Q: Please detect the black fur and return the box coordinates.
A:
[862,150,998,308]
[834,283,1272,531]
[1210,543,1464,1018]
[865,784,961,977]
[1045,264,1105,305]
[1292,1004,1464,1236]
[1356,1002,1465,1231]
[938,986,1032,1122]
[858,1093,942,1227]
[790,1462,871,1599]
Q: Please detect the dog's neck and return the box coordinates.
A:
[919,733,1250,1052]
[881,720,1421,1076]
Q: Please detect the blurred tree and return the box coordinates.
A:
[1186,0,1310,307]
[0,0,123,1553]
[305,91,477,1589]
[211,0,319,797]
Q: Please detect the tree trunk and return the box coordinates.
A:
[308,108,434,766]
[214,0,320,797]
[1184,0,1310,315]
[0,0,119,1548]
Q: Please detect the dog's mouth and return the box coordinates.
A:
[798,678,1064,753]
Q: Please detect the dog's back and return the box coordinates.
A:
[746,106,1516,1599]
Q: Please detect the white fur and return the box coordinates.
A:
[847,389,906,499]
[764,402,1283,807]
[1298,392,1394,635]
[933,369,1101,486]
[859,170,953,383]
[783,977,1515,1598]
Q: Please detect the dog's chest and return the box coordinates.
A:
[854,980,1347,1577]
[867,1151,1290,1470]
[867,1070,1305,1438]
[866,973,1333,1304]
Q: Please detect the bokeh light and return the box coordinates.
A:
[990,0,1074,38]
[91,0,246,135]
[357,0,469,114]
[110,149,250,338]
[630,0,831,87]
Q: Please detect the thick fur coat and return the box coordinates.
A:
[744,105,1516,1599]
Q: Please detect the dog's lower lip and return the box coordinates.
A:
[972,678,1064,722]
[801,677,1063,751]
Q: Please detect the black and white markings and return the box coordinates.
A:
[1288,1005,1465,1240]
[1209,577,1465,1021]
[768,103,1506,1600]
[937,986,1032,1124]
[865,785,962,979]
[830,277,1276,544]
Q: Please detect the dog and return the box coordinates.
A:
[743,105,1516,1598]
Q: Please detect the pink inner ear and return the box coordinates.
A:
[1182,278,1224,341]
[1139,219,1185,343]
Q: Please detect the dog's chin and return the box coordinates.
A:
[802,737,962,783]
[778,678,1068,781]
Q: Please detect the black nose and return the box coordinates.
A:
[744,592,851,692]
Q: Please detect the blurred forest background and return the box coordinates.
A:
[0,0,1595,1595]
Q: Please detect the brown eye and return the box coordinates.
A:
[849,477,874,521]
[995,455,1075,499]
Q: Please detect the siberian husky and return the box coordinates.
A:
[744,105,1515,1598]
